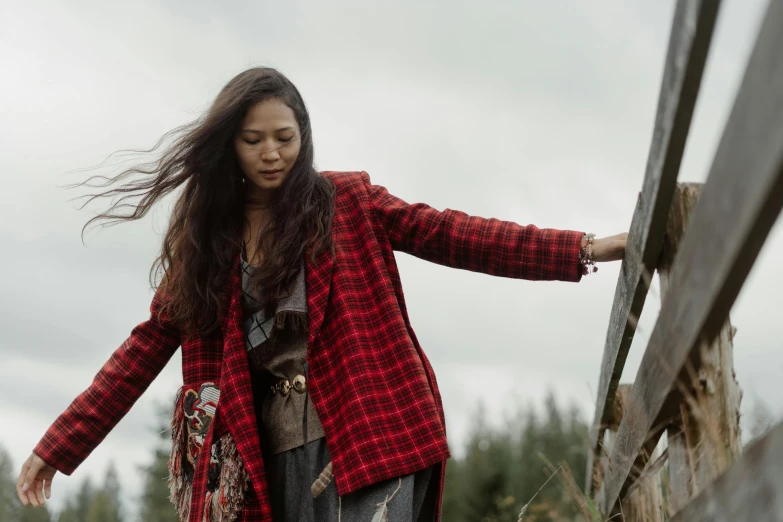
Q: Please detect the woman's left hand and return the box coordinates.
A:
[591,233,628,262]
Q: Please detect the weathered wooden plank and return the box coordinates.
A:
[591,385,632,498]
[601,0,783,511]
[664,319,741,507]
[586,0,722,493]
[593,385,666,521]
[659,184,742,510]
[668,421,783,521]
[623,457,666,522]
[666,419,692,514]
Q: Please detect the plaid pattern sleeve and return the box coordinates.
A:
[33,288,181,475]
[360,171,584,282]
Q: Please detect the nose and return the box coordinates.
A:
[260,146,281,162]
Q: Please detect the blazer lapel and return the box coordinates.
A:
[217,252,267,501]
[304,245,334,344]
[214,245,333,505]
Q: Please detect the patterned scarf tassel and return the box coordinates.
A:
[249,310,308,355]
[271,310,309,337]
[206,433,251,522]
[168,388,193,522]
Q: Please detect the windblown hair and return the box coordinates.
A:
[74,67,335,336]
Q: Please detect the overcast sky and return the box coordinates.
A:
[1,0,780,518]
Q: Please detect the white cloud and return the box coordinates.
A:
[2,0,779,518]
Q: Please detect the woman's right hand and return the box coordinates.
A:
[16,452,57,507]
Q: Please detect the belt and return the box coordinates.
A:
[270,374,307,396]
[268,369,316,521]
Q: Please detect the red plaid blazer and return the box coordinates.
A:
[34,171,584,521]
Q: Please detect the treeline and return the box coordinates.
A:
[1,393,589,522]
[441,392,589,522]
[0,403,177,522]
[0,453,125,522]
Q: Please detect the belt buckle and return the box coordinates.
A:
[271,379,291,396]
[270,375,307,396]
[292,374,307,393]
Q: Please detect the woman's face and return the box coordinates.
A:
[234,97,301,200]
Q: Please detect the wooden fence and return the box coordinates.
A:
[584,0,783,519]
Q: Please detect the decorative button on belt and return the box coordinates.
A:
[271,374,307,396]
[292,374,306,393]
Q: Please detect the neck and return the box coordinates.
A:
[245,183,274,207]
[245,204,271,228]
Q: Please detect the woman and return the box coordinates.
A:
[16,67,627,521]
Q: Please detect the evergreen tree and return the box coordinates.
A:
[461,430,515,519]
[85,490,118,522]
[74,478,92,522]
[55,501,80,522]
[0,445,52,522]
[138,403,178,522]
[441,391,591,522]
[85,463,122,522]
[104,464,122,512]
[17,506,52,522]
[57,477,93,522]
[57,462,123,522]
[0,445,17,522]
[440,456,463,522]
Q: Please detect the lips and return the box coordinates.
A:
[259,169,283,179]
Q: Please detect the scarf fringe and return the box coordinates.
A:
[168,388,192,522]
[168,389,250,522]
[204,433,251,522]
[248,311,308,367]
[273,310,308,332]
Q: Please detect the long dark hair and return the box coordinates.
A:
[75,67,335,335]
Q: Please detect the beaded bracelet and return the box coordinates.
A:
[579,233,598,275]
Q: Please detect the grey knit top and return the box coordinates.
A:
[241,258,325,455]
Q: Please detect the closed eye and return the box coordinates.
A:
[242,137,294,145]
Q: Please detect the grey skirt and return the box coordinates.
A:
[263,436,439,522]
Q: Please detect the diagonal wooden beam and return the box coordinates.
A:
[601,0,783,511]
[586,0,721,493]
[668,422,783,521]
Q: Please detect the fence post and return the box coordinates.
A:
[657,182,743,515]
[591,384,665,521]
[616,391,666,522]
[591,385,629,501]
[623,464,665,522]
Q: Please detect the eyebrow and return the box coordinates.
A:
[241,127,295,134]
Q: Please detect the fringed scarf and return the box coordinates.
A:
[166,260,308,521]
[242,259,309,368]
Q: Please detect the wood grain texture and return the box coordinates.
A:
[657,183,741,516]
[586,0,721,493]
[601,0,783,511]
[668,422,783,522]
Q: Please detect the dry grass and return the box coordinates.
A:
[515,452,618,522]
[521,291,742,520]
[517,209,747,520]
